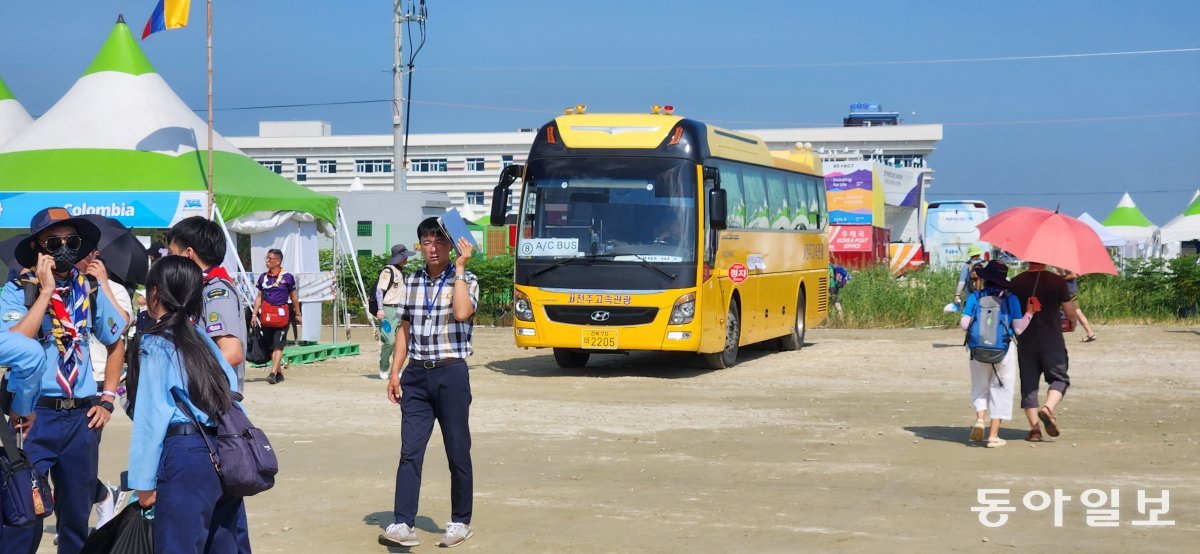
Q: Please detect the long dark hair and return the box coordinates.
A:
[127,257,232,417]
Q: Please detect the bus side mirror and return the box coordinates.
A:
[490,164,523,225]
[709,188,728,231]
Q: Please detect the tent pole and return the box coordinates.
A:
[337,207,377,333]
[332,217,340,345]
[211,205,256,310]
[205,0,214,219]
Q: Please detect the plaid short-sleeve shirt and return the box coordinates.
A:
[398,265,479,361]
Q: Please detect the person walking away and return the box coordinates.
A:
[1009,261,1079,441]
[1062,270,1097,342]
[252,249,299,384]
[125,256,247,552]
[828,263,849,318]
[0,208,127,553]
[380,217,478,549]
[960,261,1034,447]
[953,244,986,307]
[376,244,413,380]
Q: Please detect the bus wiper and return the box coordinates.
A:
[529,254,606,279]
[605,252,678,280]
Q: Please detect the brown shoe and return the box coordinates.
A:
[1038,406,1060,437]
[1026,428,1043,442]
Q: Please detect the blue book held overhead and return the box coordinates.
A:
[438,208,479,255]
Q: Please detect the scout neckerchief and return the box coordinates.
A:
[423,266,453,322]
[47,269,90,397]
[204,265,234,285]
[261,267,287,290]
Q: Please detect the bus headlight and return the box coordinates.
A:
[514,290,535,322]
[669,292,696,325]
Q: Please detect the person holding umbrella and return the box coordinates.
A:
[0,207,128,553]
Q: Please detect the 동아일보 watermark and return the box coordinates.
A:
[972,488,1174,528]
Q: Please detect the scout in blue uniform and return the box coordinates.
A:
[126,256,247,553]
[0,208,128,554]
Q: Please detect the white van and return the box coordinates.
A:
[924,200,991,269]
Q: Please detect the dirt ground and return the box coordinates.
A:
[39,323,1199,553]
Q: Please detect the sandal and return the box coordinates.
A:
[986,438,1007,448]
[1026,428,1043,442]
[1082,335,1097,343]
[1038,406,1060,437]
[970,419,985,442]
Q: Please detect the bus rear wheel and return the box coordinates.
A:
[553,348,590,368]
[778,290,806,351]
[704,300,740,369]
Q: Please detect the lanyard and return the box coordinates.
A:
[424,268,453,314]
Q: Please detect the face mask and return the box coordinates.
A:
[48,244,79,274]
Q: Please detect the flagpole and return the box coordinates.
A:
[206,0,215,219]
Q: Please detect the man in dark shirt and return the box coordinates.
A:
[1008,261,1080,442]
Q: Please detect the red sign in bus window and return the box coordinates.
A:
[728,263,748,283]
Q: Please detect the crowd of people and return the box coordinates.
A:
[0,207,481,552]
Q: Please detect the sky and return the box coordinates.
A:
[2,0,1198,223]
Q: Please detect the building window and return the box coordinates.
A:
[319,159,338,174]
[357,220,373,237]
[411,158,448,172]
[357,249,373,257]
[296,158,307,182]
[466,157,486,172]
[355,159,393,174]
[259,160,283,174]
[502,155,515,168]
[466,191,486,206]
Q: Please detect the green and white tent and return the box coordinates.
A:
[0,21,337,231]
[1161,190,1200,245]
[0,75,33,147]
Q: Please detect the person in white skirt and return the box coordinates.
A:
[959,260,1035,448]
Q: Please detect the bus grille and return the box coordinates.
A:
[817,277,829,313]
[544,306,659,326]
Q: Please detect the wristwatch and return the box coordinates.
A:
[455,275,468,282]
[98,400,115,413]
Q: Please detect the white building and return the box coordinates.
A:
[227,116,943,254]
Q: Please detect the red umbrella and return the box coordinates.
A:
[976,207,1118,275]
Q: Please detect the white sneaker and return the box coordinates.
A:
[436,522,473,548]
[95,484,121,528]
[379,522,420,547]
[380,370,389,380]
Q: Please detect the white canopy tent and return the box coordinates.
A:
[1077,212,1127,248]
[0,75,33,147]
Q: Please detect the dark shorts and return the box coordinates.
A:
[265,327,289,351]
[1017,349,1070,409]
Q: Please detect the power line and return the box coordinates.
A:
[933,189,1197,198]
[422,47,1200,72]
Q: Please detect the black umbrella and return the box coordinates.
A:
[0,235,24,270]
[77,214,150,286]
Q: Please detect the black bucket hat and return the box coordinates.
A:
[14,207,102,268]
[387,243,414,266]
[972,260,1011,289]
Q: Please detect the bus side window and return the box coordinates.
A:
[741,167,768,229]
[808,177,827,230]
[719,164,745,229]
[766,173,790,230]
[788,175,809,231]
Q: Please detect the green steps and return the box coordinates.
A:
[250,342,360,367]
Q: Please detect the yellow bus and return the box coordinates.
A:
[490,109,830,368]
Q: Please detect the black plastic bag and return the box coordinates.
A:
[246,325,272,366]
[81,501,154,554]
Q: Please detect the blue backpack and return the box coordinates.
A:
[966,289,1016,364]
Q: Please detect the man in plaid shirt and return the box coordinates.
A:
[380,217,479,549]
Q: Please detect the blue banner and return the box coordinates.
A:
[0,191,208,229]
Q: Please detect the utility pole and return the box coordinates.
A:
[392,0,405,191]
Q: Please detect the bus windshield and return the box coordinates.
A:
[519,157,697,263]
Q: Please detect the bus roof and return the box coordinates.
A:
[927,200,988,209]
[532,112,822,175]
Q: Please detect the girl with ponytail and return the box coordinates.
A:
[125,256,249,552]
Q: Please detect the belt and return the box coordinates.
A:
[408,357,464,369]
[36,396,99,411]
[166,423,217,438]
[383,303,402,308]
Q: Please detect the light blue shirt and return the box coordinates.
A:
[127,327,241,491]
[0,279,127,400]
[0,331,49,415]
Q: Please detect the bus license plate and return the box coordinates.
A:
[581,329,617,350]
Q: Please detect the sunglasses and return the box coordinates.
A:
[41,235,83,252]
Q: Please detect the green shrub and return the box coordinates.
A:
[829,266,959,329]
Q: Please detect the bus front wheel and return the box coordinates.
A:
[704,300,740,369]
[553,348,590,368]
[778,290,806,351]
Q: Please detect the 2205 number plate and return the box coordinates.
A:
[581,329,617,350]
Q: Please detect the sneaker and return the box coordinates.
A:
[969,419,985,442]
[95,484,120,528]
[380,370,389,380]
[986,437,1007,448]
[379,522,420,548]
[267,372,280,385]
[436,522,473,548]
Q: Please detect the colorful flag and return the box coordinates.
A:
[142,0,191,40]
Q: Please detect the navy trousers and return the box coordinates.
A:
[394,361,473,526]
[153,433,247,553]
[0,405,99,554]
